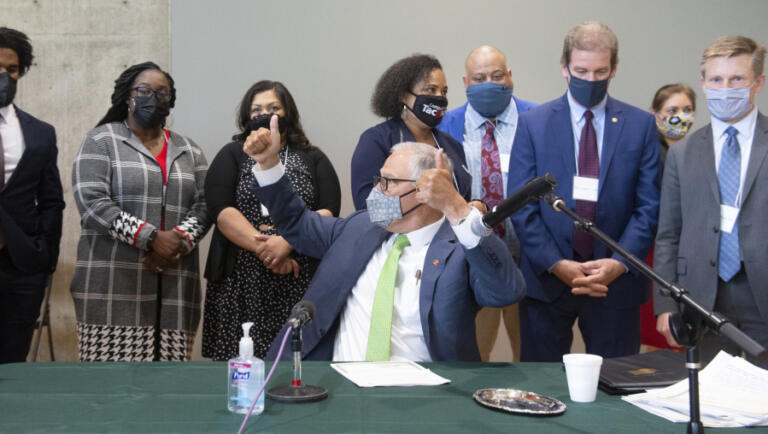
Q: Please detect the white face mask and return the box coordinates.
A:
[705,86,752,121]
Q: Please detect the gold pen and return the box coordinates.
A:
[415,269,422,284]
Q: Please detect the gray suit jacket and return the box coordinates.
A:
[654,112,768,325]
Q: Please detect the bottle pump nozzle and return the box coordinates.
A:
[239,322,254,358]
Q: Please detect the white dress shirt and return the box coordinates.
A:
[252,162,483,362]
[462,101,519,199]
[711,106,757,206]
[567,90,607,173]
[0,104,26,185]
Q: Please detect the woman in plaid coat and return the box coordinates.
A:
[71,62,210,361]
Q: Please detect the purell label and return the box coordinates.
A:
[230,362,252,380]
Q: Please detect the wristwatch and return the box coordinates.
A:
[147,229,159,250]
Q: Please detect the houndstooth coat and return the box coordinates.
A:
[71,122,211,335]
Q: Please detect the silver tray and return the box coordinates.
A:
[473,388,566,415]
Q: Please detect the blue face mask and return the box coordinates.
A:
[567,68,609,108]
[705,86,753,122]
[466,82,513,118]
[365,187,421,228]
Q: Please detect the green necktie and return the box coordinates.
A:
[365,234,410,361]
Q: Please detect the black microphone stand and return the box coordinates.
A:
[266,325,328,403]
[542,192,767,434]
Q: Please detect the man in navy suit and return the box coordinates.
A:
[0,28,65,363]
[245,116,524,362]
[508,22,660,361]
[439,45,536,361]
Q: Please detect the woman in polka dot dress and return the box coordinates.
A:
[202,81,341,360]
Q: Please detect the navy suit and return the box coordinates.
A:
[259,175,525,361]
[350,119,472,210]
[508,94,659,361]
[0,106,64,363]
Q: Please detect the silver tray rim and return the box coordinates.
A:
[473,388,567,416]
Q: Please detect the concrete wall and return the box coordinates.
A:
[3,0,171,361]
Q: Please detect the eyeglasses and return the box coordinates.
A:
[373,175,416,192]
[132,86,172,102]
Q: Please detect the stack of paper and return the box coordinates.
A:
[623,351,768,427]
[330,361,451,387]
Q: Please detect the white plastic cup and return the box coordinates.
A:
[563,353,603,403]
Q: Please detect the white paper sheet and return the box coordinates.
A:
[623,351,768,427]
[330,361,451,387]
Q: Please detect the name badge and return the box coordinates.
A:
[573,176,599,202]
[499,153,510,174]
[260,203,270,216]
[720,205,739,233]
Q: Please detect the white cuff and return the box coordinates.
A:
[451,206,483,249]
[251,161,285,186]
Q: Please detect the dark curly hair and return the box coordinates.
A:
[371,54,442,119]
[0,27,34,76]
[232,80,313,150]
[97,61,176,127]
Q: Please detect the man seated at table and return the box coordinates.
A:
[245,116,525,362]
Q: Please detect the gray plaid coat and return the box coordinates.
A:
[71,122,211,334]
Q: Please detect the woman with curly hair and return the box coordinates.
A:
[202,80,341,360]
[350,54,471,210]
[71,62,210,361]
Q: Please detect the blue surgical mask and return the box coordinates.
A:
[567,68,609,108]
[365,187,421,228]
[466,82,513,118]
[705,86,753,122]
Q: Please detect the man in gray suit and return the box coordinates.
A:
[655,35,768,367]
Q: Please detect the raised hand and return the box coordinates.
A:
[414,149,471,225]
[243,114,282,169]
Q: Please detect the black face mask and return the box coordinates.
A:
[0,72,17,107]
[248,114,288,134]
[131,95,171,129]
[405,92,448,128]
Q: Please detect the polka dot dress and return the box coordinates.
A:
[202,146,319,360]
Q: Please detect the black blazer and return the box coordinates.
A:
[0,106,65,274]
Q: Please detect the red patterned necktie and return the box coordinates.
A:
[481,120,505,237]
[574,110,598,259]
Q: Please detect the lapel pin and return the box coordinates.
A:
[433,259,439,266]
[611,117,618,123]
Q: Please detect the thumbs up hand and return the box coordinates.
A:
[243,114,282,170]
[414,149,471,225]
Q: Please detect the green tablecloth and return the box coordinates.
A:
[0,361,762,433]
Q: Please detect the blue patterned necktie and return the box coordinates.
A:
[717,126,741,281]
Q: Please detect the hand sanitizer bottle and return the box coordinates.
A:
[227,322,265,415]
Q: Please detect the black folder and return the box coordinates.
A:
[598,350,687,395]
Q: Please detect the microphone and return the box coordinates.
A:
[268,299,328,403]
[287,300,315,328]
[482,173,557,228]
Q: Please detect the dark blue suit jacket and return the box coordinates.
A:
[437,98,538,142]
[508,94,659,309]
[350,119,472,210]
[0,107,64,274]
[259,176,525,361]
